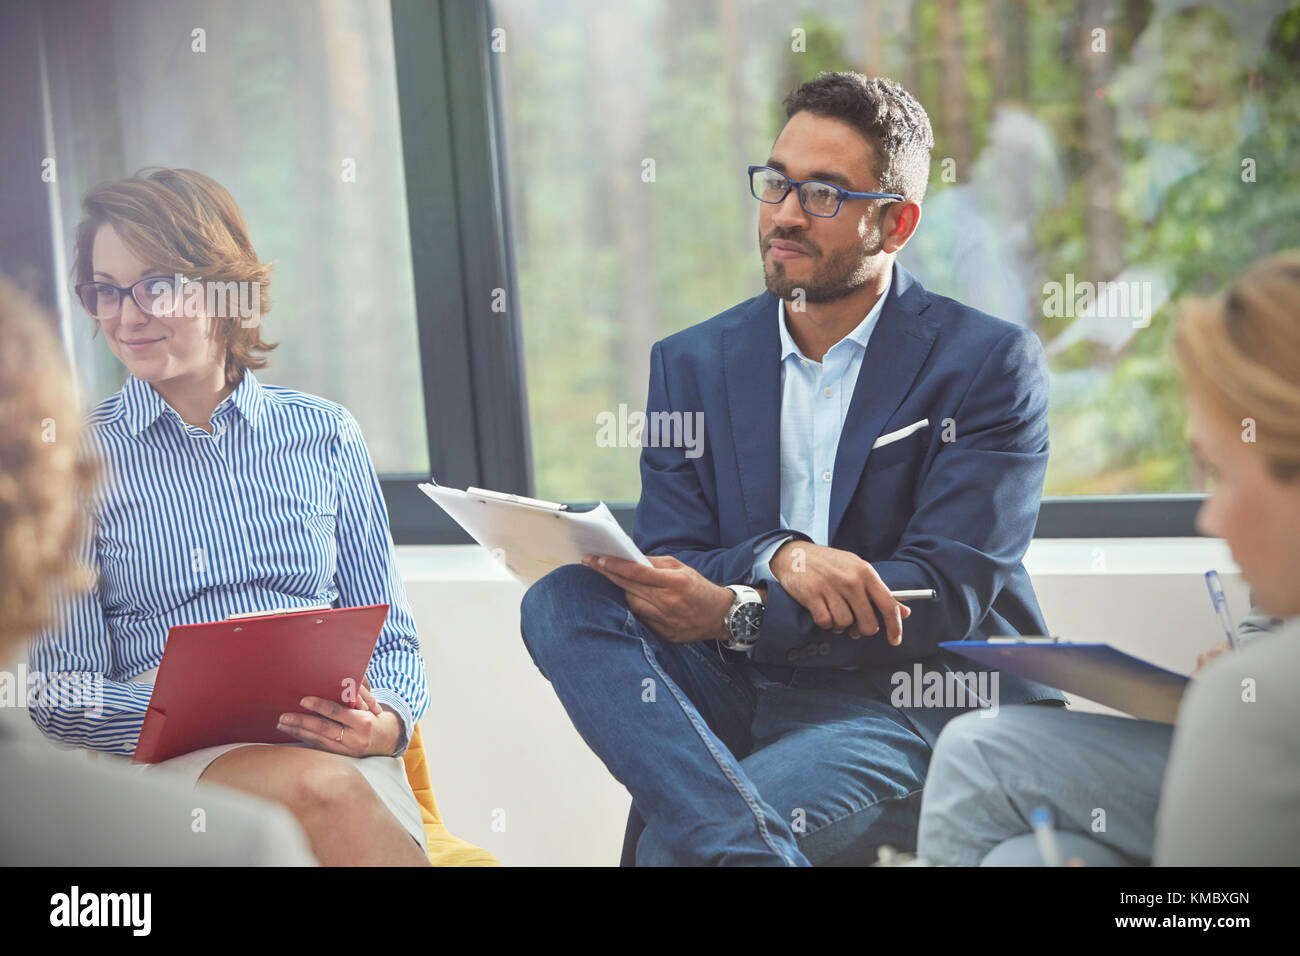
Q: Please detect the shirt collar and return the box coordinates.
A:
[777,265,893,363]
[121,371,266,435]
[221,371,266,430]
[121,375,168,435]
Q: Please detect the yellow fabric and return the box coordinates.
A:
[401,723,499,866]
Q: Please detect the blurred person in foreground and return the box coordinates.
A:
[917,252,1300,866]
[0,275,315,865]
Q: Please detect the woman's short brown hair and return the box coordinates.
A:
[1174,250,1300,481]
[72,167,276,384]
[0,278,95,655]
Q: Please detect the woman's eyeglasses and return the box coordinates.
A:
[75,275,191,320]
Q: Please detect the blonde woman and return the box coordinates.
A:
[916,252,1299,866]
[29,168,431,866]
[0,276,314,864]
[1155,251,1300,864]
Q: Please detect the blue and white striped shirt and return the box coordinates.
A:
[28,371,429,756]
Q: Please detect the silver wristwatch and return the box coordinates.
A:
[721,584,764,652]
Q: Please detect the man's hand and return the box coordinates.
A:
[769,540,910,645]
[581,554,734,644]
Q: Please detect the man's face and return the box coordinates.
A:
[759,110,890,303]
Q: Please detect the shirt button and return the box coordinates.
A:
[800,360,809,368]
[823,387,833,398]
[822,470,832,482]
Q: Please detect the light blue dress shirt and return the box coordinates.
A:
[28,371,429,757]
[751,268,893,584]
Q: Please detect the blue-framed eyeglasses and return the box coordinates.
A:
[747,165,903,218]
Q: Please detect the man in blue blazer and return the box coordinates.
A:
[520,72,1064,866]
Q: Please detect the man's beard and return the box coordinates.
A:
[762,219,884,304]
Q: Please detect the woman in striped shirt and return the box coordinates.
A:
[30,168,432,866]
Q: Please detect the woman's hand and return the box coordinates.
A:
[1190,640,1233,678]
[277,680,401,757]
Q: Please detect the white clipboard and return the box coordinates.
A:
[418,479,651,585]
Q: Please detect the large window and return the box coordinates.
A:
[41,0,428,474]
[11,0,1295,541]
[494,0,1300,503]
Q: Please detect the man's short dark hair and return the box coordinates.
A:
[782,72,934,204]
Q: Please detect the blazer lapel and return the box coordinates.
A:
[827,263,938,544]
[721,293,783,537]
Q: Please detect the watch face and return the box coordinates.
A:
[732,600,764,640]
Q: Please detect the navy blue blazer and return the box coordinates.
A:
[631,261,1067,749]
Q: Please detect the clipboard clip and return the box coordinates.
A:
[225,603,332,621]
[467,487,569,512]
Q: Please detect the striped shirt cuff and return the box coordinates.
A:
[368,686,414,757]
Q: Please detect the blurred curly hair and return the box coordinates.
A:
[0,278,95,655]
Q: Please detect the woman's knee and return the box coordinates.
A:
[282,753,375,818]
[929,710,991,771]
[207,746,377,820]
[930,704,1049,774]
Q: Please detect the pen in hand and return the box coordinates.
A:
[1204,570,1239,651]
[889,589,936,601]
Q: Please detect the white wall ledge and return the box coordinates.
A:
[395,538,1241,583]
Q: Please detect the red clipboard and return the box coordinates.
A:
[133,603,389,763]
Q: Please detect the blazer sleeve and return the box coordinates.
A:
[753,325,1050,665]
[633,340,799,584]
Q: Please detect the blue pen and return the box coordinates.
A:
[1204,570,1239,650]
[1030,807,1063,867]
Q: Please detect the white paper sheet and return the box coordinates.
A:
[418,479,651,585]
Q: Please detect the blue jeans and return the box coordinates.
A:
[520,564,934,866]
[917,705,1174,865]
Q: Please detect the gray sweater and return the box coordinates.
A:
[1155,615,1299,865]
[0,726,316,866]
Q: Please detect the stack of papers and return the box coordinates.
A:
[418,479,650,585]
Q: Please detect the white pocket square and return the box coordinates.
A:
[872,418,930,449]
